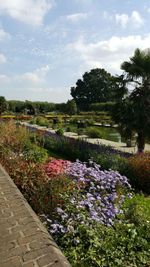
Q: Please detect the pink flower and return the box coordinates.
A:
[45,159,71,177]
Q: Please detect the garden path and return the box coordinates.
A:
[0,165,71,267]
[21,123,150,154]
[64,132,150,154]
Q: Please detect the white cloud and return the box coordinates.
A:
[103,11,113,21]
[0,65,49,85]
[0,28,11,41]
[66,13,87,23]
[131,11,144,26]
[68,35,150,74]
[115,14,129,28]
[74,0,93,4]
[0,74,9,81]
[0,53,7,63]
[19,65,50,84]
[0,0,53,26]
[115,10,144,28]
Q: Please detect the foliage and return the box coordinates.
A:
[112,48,150,152]
[71,68,118,110]
[8,100,56,114]
[35,116,50,127]
[85,118,95,126]
[127,153,150,193]
[46,159,131,232]
[0,121,29,153]
[86,127,103,138]
[90,102,116,112]
[44,130,128,162]
[39,173,74,214]
[111,99,135,143]
[94,152,129,173]
[0,96,7,114]
[55,100,77,114]
[66,99,77,115]
[42,160,150,266]
[56,128,64,136]
[0,152,47,211]
[45,204,150,267]
[43,161,149,266]
[0,121,150,266]
[23,143,48,163]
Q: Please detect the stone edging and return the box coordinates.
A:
[0,164,71,267]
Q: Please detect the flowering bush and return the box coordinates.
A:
[45,159,71,177]
[43,161,150,267]
[47,161,131,234]
[1,121,150,266]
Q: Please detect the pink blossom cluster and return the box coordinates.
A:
[45,159,71,177]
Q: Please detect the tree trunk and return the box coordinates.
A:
[137,132,145,153]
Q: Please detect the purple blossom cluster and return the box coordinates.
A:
[48,160,132,235]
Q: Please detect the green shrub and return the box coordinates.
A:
[85,118,95,126]
[86,127,102,138]
[93,152,129,172]
[77,128,84,136]
[90,102,116,112]
[36,116,49,127]
[29,118,36,124]
[66,126,71,132]
[23,143,48,163]
[48,193,150,267]
[56,128,64,136]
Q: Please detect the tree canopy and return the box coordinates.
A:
[71,68,117,110]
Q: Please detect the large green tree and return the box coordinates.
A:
[71,68,117,110]
[112,48,150,153]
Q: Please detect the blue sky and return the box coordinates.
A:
[0,0,150,102]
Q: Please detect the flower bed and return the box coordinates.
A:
[0,121,150,266]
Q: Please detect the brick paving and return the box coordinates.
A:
[0,165,71,267]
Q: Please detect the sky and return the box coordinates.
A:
[0,0,150,103]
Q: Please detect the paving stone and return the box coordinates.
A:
[0,257,22,267]
[0,165,71,267]
[23,262,37,267]
[23,247,51,262]
[37,255,59,267]
[0,244,29,260]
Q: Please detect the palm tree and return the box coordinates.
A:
[121,48,150,153]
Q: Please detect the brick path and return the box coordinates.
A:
[0,165,71,267]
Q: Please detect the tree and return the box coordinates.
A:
[8,100,25,113]
[112,48,150,153]
[71,68,117,110]
[0,96,7,115]
[66,99,77,115]
[111,98,135,146]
